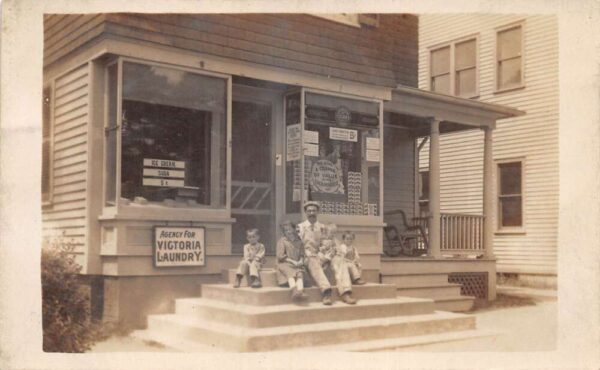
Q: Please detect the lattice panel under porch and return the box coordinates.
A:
[448,272,488,299]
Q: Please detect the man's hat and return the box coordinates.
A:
[303,201,320,211]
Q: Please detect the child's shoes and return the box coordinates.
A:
[250,276,262,288]
[233,274,242,288]
[353,278,366,285]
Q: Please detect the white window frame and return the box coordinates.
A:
[428,34,480,99]
[495,157,526,234]
[42,82,55,206]
[102,56,232,216]
[494,21,526,93]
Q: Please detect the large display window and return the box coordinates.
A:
[105,59,228,209]
[285,90,382,217]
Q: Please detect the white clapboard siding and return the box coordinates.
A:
[418,15,558,275]
[43,64,89,259]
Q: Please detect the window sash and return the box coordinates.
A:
[497,161,523,229]
[496,24,524,90]
[429,37,477,98]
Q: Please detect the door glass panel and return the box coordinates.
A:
[231,100,274,254]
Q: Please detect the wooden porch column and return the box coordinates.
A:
[428,118,442,258]
[483,126,496,258]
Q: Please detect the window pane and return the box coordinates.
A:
[456,68,477,97]
[499,162,522,195]
[500,196,522,227]
[498,57,522,88]
[432,74,450,94]
[431,47,450,76]
[419,171,429,201]
[304,93,380,216]
[105,64,118,206]
[498,26,522,60]
[455,39,476,70]
[120,62,227,207]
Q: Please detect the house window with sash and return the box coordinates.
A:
[429,37,478,98]
[496,23,524,91]
[497,161,524,229]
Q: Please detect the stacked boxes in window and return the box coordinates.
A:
[347,171,362,215]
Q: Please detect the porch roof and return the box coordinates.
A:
[384,85,525,135]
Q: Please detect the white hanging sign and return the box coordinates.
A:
[286,124,301,161]
[143,158,185,169]
[303,143,319,157]
[303,130,319,144]
[329,127,358,142]
[366,149,380,162]
[366,137,380,150]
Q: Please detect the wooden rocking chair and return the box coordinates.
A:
[383,209,429,257]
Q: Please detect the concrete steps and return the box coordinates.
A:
[224,268,279,287]
[140,310,476,352]
[200,283,398,306]
[381,268,476,312]
[175,296,435,328]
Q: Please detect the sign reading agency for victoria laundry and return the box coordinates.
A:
[154,226,205,267]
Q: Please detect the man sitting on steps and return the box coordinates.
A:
[297,201,356,305]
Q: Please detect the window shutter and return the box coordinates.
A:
[42,86,51,201]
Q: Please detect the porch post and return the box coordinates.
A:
[483,126,495,258]
[428,118,442,258]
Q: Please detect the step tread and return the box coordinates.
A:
[396,283,463,290]
[203,282,396,291]
[434,295,476,302]
[148,310,473,338]
[300,329,499,352]
[131,329,230,352]
[179,296,432,314]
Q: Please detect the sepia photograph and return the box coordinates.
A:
[1,1,599,369]
[38,11,558,353]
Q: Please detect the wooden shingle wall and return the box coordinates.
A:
[42,64,90,267]
[44,13,418,88]
[418,15,558,275]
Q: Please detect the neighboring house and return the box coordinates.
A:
[418,15,558,287]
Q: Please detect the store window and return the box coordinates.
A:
[42,85,53,203]
[286,91,381,216]
[429,37,478,98]
[496,23,524,91]
[105,60,228,208]
[497,161,523,228]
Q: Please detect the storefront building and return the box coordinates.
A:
[42,14,522,327]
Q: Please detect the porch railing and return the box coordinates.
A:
[414,213,485,255]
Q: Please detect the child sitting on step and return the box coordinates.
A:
[337,230,366,285]
[318,223,338,269]
[233,228,265,288]
[276,220,308,301]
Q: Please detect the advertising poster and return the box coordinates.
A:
[286,124,301,161]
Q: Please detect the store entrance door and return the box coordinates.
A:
[231,86,278,254]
